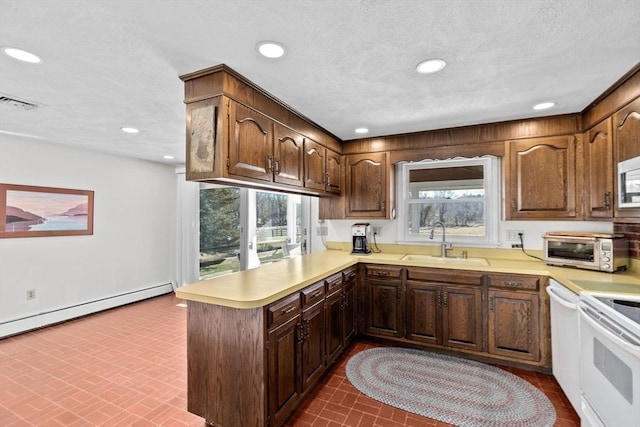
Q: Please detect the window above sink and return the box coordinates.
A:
[396,156,500,246]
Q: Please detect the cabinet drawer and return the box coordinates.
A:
[301,281,325,309]
[407,267,483,285]
[325,272,343,295]
[488,273,541,291]
[342,266,357,283]
[365,265,404,278]
[267,293,301,328]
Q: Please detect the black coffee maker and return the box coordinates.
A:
[351,223,371,255]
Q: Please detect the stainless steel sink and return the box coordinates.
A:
[400,254,490,266]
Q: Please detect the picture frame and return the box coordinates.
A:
[0,183,94,238]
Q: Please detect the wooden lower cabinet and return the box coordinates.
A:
[406,282,439,344]
[186,266,357,427]
[405,270,484,353]
[442,286,483,352]
[185,263,550,426]
[363,265,549,371]
[343,275,357,344]
[268,314,302,427]
[364,264,404,337]
[326,267,358,366]
[487,289,540,361]
[486,273,547,364]
[301,300,326,391]
[325,288,344,364]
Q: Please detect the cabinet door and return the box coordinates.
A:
[442,286,483,352]
[304,139,326,191]
[325,290,344,365]
[406,281,440,345]
[488,290,540,361]
[584,119,614,219]
[325,148,343,195]
[366,278,403,338]
[274,124,304,187]
[343,279,356,345]
[346,152,389,218]
[505,136,577,219]
[613,97,640,219]
[267,315,301,426]
[301,302,325,391]
[228,101,273,182]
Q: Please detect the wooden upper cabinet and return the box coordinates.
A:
[182,66,343,195]
[325,148,343,195]
[303,140,343,195]
[228,101,274,182]
[228,101,308,189]
[584,118,614,219]
[274,124,304,187]
[346,152,390,218]
[614,97,640,163]
[613,97,640,219]
[505,136,577,219]
[303,139,326,192]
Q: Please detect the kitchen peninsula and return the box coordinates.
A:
[176,247,640,427]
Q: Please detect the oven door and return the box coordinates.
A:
[578,303,640,427]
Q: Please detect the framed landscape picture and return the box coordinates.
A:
[0,184,94,238]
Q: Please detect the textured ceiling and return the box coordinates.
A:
[1,0,639,165]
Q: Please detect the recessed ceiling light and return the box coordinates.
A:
[533,102,556,111]
[355,128,369,134]
[3,47,41,63]
[121,127,139,134]
[256,41,286,58]
[163,155,175,160]
[416,58,447,74]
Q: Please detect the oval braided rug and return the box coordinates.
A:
[346,347,556,427]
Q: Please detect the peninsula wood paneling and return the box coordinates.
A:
[187,302,265,426]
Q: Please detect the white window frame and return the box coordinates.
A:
[396,156,500,246]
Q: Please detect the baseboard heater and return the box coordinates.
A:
[0,282,174,338]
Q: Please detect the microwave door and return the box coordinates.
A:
[618,156,640,208]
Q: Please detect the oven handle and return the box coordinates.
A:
[578,305,640,358]
[546,285,577,310]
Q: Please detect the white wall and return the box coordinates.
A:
[0,135,177,335]
[321,218,613,251]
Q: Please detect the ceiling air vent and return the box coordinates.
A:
[0,95,38,110]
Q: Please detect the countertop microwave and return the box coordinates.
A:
[543,232,629,273]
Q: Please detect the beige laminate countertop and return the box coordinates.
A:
[175,249,640,308]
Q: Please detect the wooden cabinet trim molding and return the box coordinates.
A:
[582,65,640,130]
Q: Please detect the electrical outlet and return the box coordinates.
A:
[372,226,381,235]
[316,226,328,236]
[506,230,524,241]
[26,289,36,300]
[511,243,523,248]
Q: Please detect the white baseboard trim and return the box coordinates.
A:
[0,283,174,338]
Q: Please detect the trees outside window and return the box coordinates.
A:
[199,186,307,279]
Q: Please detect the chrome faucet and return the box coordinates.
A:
[429,221,453,257]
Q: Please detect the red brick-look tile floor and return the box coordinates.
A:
[0,294,580,426]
